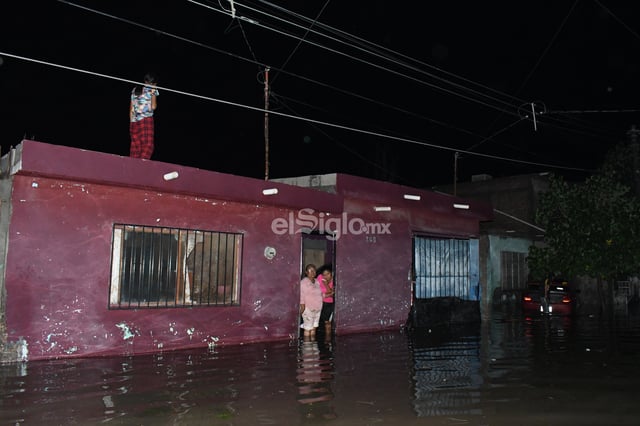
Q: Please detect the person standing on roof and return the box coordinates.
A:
[129,73,158,159]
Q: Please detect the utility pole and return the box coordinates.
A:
[264,67,270,180]
[453,152,460,196]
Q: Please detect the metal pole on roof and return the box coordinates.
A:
[453,151,459,196]
[264,66,270,180]
[530,102,538,131]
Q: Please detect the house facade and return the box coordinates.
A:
[274,174,493,331]
[0,140,491,362]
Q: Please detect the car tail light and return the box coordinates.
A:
[523,296,532,302]
[562,297,571,303]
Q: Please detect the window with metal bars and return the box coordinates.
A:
[109,224,242,308]
[413,237,478,300]
[500,251,527,291]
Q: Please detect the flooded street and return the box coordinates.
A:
[2,313,640,425]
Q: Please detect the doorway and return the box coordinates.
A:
[410,235,480,327]
[301,232,336,336]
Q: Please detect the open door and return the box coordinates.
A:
[300,232,336,336]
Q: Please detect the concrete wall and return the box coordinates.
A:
[4,174,311,360]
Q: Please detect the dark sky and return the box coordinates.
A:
[2,1,640,188]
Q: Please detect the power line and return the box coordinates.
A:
[58,0,494,139]
[191,0,620,148]
[59,0,618,153]
[273,95,415,184]
[548,108,640,114]
[476,0,603,150]
[594,0,640,43]
[271,0,330,85]
[245,0,617,143]
[515,0,579,95]
[188,0,529,119]
[0,50,593,174]
[465,118,527,153]
[55,0,538,156]
[252,0,531,108]
[24,1,618,177]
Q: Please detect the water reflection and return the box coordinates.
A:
[296,338,336,420]
[409,324,482,417]
[2,313,640,425]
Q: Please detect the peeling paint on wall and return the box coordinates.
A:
[64,346,78,354]
[115,322,136,340]
[205,336,219,350]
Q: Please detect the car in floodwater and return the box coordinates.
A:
[522,278,575,316]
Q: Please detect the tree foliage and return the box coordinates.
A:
[528,173,640,283]
[599,133,640,197]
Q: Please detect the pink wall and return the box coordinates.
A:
[2,141,345,360]
[332,196,483,335]
[5,175,311,360]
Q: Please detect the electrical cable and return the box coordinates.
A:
[271,0,330,85]
[45,1,620,174]
[188,0,529,119]
[195,0,621,147]
[274,96,416,184]
[253,0,530,107]
[243,0,613,140]
[55,0,527,150]
[0,50,593,174]
[58,0,618,152]
[548,108,640,114]
[515,0,579,96]
[594,0,640,43]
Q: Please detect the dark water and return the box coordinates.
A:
[2,313,640,425]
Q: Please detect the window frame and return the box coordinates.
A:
[500,250,528,291]
[109,224,243,309]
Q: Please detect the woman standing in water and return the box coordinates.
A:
[318,265,335,337]
[300,264,323,340]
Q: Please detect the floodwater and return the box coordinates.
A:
[2,312,640,426]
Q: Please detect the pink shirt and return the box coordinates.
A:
[300,277,323,311]
[319,277,334,303]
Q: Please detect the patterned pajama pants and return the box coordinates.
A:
[129,117,155,159]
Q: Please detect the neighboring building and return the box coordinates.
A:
[0,140,492,362]
[434,173,549,319]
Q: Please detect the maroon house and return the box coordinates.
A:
[0,140,492,362]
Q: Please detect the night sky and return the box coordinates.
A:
[2,1,640,188]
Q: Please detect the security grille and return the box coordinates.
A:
[413,237,478,300]
[109,224,242,308]
[500,251,527,290]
